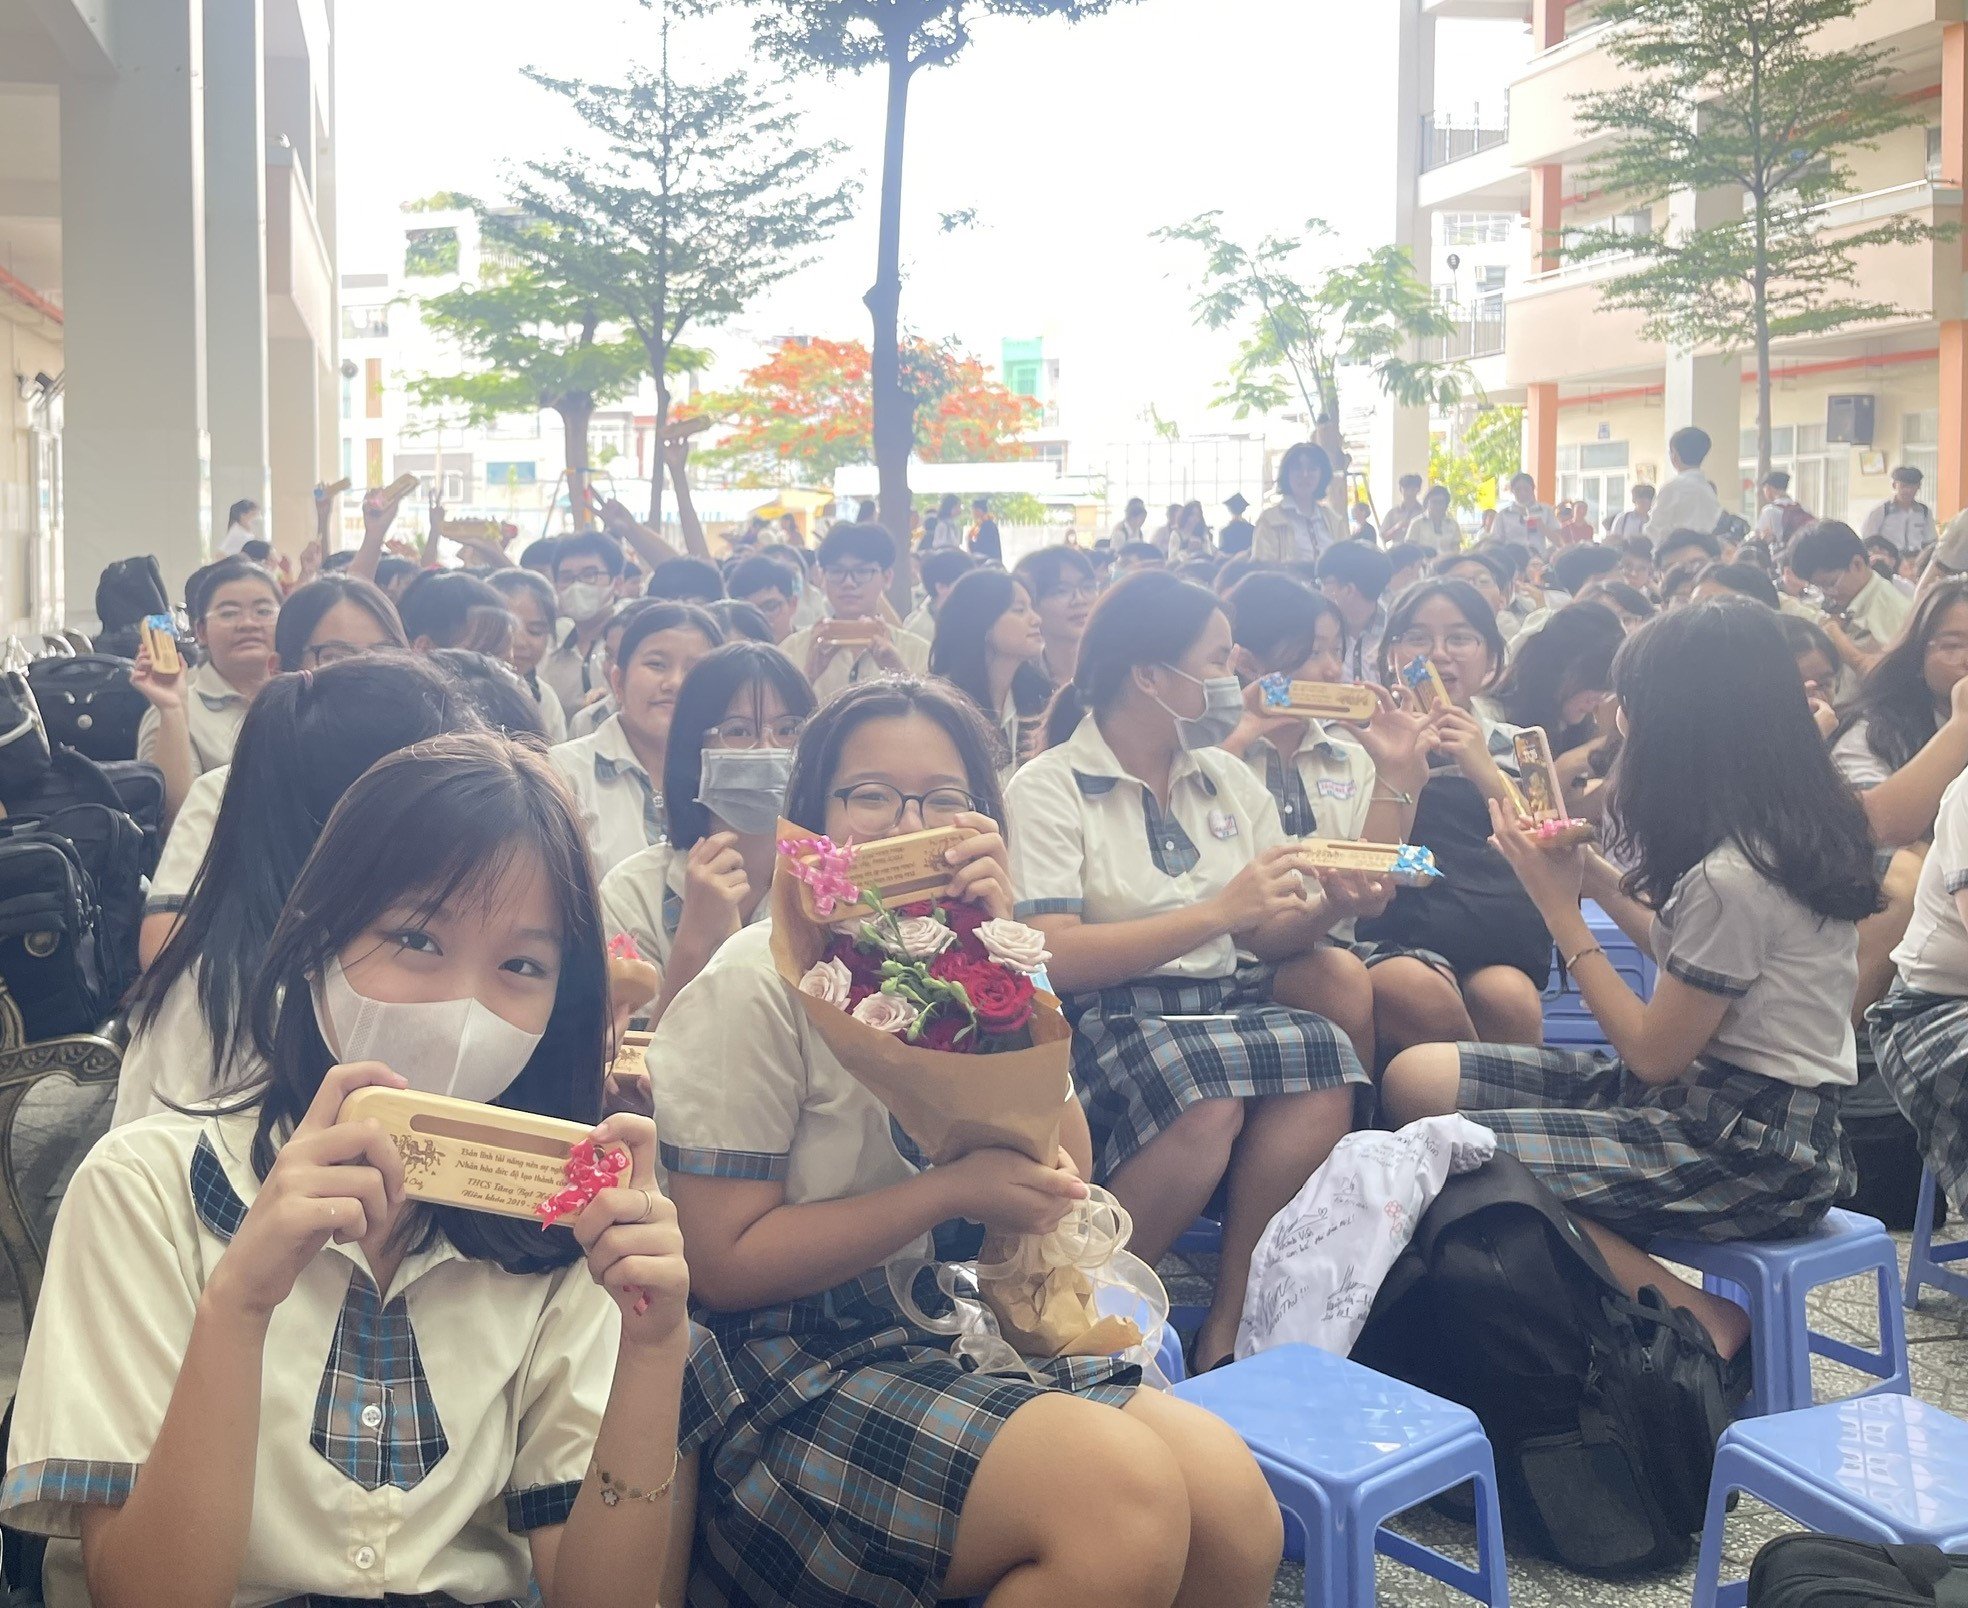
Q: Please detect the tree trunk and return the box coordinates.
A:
[868,38,915,614]
[1754,307,1773,495]
[1313,375,1350,530]
[648,366,671,529]
[560,394,596,531]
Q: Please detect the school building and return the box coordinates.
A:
[1392,0,1968,533]
[0,0,341,632]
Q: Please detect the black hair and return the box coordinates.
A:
[247,733,608,1275]
[1434,548,1510,590]
[1489,601,1625,750]
[1377,578,1507,688]
[519,536,560,573]
[726,555,799,603]
[1835,576,1968,772]
[1044,569,1221,748]
[1493,541,1531,577]
[1277,442,1334,501]
[921,548,979,592]
[133,657,477,1090]
[487,565,558,625]
[648,555,725,604]
[424,648,548,740]
[664,642,819,852]
[1763,469,1792,493]
[817,522,897,569]
[1117,541,1166,566]
[784,678,1008,834]
[227,498,259,527]
[398,569,514,655]
[1617,536,1654,562]
[1606,602,1878,921]
[614,600,725,676]
[1224,573,1340,673]
[551,530,625,580]
[272,574,407,671]
[1214,556,1256,596]
[1014,545,1098,603]
[1656,528,1722,567]
[1316,540,1394,601]
[1695,561,1780,609]
[1658,561,1701,604]
[239,539,274,564]
[1578,578,1656,622]
[189,556,283,622]
[1668,425,1712,468]
[1549,543,1619,597]
[1384,542,1430,575]
[709,599,777,644]
[929,571,1053,741]
[320,550,356,573]
[1175,559,1221,588]
[1788,520,1866,577]
[375,556,419,591]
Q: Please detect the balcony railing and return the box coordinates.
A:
[1421,113,1509,171]
[1422,304,1507,361]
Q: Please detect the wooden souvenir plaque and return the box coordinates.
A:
[1509,727,1596,846]
[817,618,883,650]
[1291,837,1441,888]
[797,825,962,923]
[441,518,510,544]
[340,1086,598,1221]
[140,614,182,675]
[317,477,353,499]
[1399,654,1452,711]
[374,473,422,507]
[1260,677,1378,721]
[611,1029,654,1080]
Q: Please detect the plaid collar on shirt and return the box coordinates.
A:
[1060,715,1217,877]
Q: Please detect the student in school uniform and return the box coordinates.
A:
[1315,540,1394,686]
[651,676,1282,1608]
[272,572,407,672]
[6,734,733,1605]
[400,571,519,660]
[779,522,930,703]
[1355,578,1556,1045]
[489,566,571,742]
[600,643,815,1025]
[1386,601,1880,1362]
[1219,574,1477,1064]
[118,657,475,1124]
[904,546,977,642]
[1007,570,1377,1373]
[726,554,802,646]
[541,531,626,714]
[1014,544,1099,691]
[1791,520,1913,673]
[132,557,283,825]
[928,568,1052,774]
[550,603,724,877]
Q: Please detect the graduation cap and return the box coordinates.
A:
[1224,492,1251,516]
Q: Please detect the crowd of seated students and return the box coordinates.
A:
[12,445,1968,1608]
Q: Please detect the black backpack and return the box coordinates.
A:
[0,669,50,797]
[94,554,169,632]
[1349,1153,1737,1575]
[1749,1535,1968,1607]
[25,654,146,763]
[0,820,111,1040]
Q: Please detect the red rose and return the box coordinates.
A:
[897,900,937,919]
[912,1007,971,1053]
[932,950,1034,1035]
[941,898,988,943]
[832,935,889,992]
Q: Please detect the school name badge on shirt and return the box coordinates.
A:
[1208,809,1240,840]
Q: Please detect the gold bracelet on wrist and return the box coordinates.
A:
[1562,943,1605,972]
[589,1445,681,1507]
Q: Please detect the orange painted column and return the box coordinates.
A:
[1942,26,1968,519]
[1531,0,1566,51]
[1529,165,1565,274]
[1527,384,1561,505]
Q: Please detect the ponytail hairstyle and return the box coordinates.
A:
[1042,569,1221,748]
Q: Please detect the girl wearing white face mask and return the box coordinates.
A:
[1007,569,1376,1372]
[600,643,817,1029]
[5,733,732,1607]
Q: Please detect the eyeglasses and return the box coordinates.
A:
[558,566,611,588]
[824,564,886,588]
[210,602,279,626]
[304,640,369,668]
[831,783,978,833]
[1040,583,1096,604]
[706,716,805,748]
[1394,628,1487,656]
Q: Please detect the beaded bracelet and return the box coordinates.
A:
[589,1445,681,1507]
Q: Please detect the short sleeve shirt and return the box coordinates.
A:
[137,661,249,776]
[1828,720,1892,791]
[1006,714,1287,981]
[0,1109,734,1602]
[778,623,931,705]
[1863,500,1935,556]
[144,765,229,916]
[1844,570,1913,654]
[1237,725,1376,844]
[1892,770,1968,996]
[547,714,667,877]
[1652,842,1859,1088]
[599,842,770,975]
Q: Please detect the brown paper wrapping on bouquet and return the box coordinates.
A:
[771,825,1142,1360]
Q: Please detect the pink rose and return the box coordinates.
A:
[887,914,958,960]
[851,992,919,1035]
[797,956,852,1008]
[976,918,1050,976]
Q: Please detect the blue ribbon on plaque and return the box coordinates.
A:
[1258,673,1293,708]
[1393,844,1443,882]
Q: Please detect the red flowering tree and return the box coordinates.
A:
[700,335,1036,486]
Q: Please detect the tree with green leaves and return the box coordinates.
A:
[1428,404,1523,515]
[502,13,858,529]
[1568,0,1950,485]
[1156,213,1471,525]
[690,0,1140,597]
[409,264,647,530]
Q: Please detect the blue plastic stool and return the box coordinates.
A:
[1906,1167,1968,1310]
[1167,1214,1222,1339]
[1690,1394,1968,1608]
[1541,900,1656,1050]
[1176,1343,1509,1608]
[1155,1322,1186,1384]
[1650,1209,1910,1418]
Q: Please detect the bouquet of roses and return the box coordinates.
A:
[771,825,1157,1362]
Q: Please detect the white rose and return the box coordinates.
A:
[851,992,919,1035]
[889,915,959,959]
[976,918,1051,975]
[797,956,853,1008]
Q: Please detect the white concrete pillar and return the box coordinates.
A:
[204,0,271,546]
[1662,177,1743,505]
[59,0,211,610]
[1379,0,1437,515]
[269,334,321,551]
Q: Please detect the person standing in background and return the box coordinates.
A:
[1382,474,1425,545]
[1492,474,1555,554]
[1643,427,1726,545]
[1411,484,1462,548]
[1220,492,1256,555]
[1609,483,1654,540]
[218,499,262,558]
[1111,496,1149,547]
[1864,466,1936,557]
[969,497,1003,563]
[1251,443,1343,565]
[1350,502,1378,545]
[1150,502,1183,554]
[930,494,964,550]
[1755,470,1814,544]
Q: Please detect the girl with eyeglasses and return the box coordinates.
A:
[649,675,1283,1608]
[133,557,285,826]
[1009,571,1374,1372]
[1013,544,1099,689]
[271,573,408,674]
[600,643,817,1028]
[1356,578,1556,1045]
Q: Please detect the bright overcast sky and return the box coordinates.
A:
[335,1,1528,447]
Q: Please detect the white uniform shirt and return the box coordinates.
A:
[1609,509,1651,540]
[1643,469,1726,546]
[144,765,229,917]
[1007,714,1288,981]
[1843,569,1913,653]
[1237,725,1376,844]
[1491,501,1556,554]
[1828,720,1892,792]
[112,971,246,1127]
[526,673,568,744]
[1893,771,1968,996]
[2,1109,622,1602]
[1863,498,1936,556]
[547,714,666,877]
[540,625,607,715]
[598,841,772,976]
[137,661,250,777]
[777,622,931,705]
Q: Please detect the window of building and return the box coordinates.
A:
[365,359,383,420]
[1903,408,1939,492]
[366,439,384,485]
[1437,213,1514,246]
[1739,424,1848,521]
[342,304,389,340]
[486,462,538,487]
[1928,126,1946,183]
[340,370,353,422]
[1556,440,1630,529]
[341,439,352,479]
[404,228,460,278]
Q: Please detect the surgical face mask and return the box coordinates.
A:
[557,580,611,624]
[1153,665,1243,750]
[696,747,794,836]
[313,955,544,1106]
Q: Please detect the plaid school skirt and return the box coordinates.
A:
[1456,1045,1850,1243]
[1066,967,1369,1182]
[1869,984,1968,1215]
[691,1269,1139,1608]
